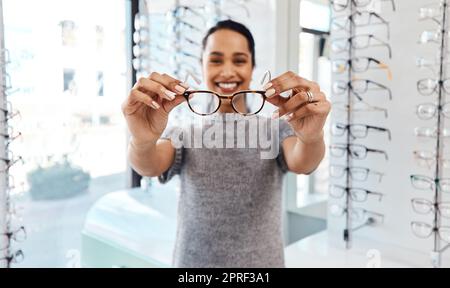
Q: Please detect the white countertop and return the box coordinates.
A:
[83,181,450,268]
[284,231,450,268]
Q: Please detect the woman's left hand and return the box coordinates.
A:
[264,71,331,144]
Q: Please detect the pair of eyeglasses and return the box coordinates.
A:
[417,78,450,96]
[414,126,450,138]
[181,70,272,116]
[331,34,392,59]
[168,19,203,34]
[331,123,392,140]
[170,5,207,23]
[330,0,396,12]
[329,184,384,202]
[1,48,11,66]
[330,204,385,222]
[419,2,446,24]
[0,151,24,172]
[411,221,450,242]
[410,174,450,193]
[0,226,27,251]
[332,57,392,80]
[0,104,21,124]
[330,165,384,182]
[333,79,392,101]
[411,198,450,218]
[416,57,450,74]
[413,150,450,169]
[331,11,390,38]
[0,250,24,267]
[330,143,389,160]
[416,102,450,120]
[419,30,450,45]
[332,101,388,118]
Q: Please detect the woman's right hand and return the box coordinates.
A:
[121,72,189,145]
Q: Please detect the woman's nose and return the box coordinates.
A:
[219,67,237,78]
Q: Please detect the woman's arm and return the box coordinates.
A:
[264,71,331,174]
[281,133,325,174]
[128,138,176,177]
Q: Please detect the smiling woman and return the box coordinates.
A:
[201,22,255,113]
[123,19,330,268]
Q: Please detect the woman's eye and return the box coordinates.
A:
[209,58,222,64]
[234,59,247,65]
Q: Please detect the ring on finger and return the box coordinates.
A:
[306,90,314,103]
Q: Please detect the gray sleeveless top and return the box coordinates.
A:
[158,114,295,268]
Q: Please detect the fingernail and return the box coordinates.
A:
[179,82,189,89]
[175,85,186,94]
[265,88,276,98]
[271,111,279,119]
[263,82,273,90]
[164,89,176,100]
[283,113,293,121]
[151,102,160,109]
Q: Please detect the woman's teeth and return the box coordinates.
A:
[217,82,238,89]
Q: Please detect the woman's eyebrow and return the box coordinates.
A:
[208,52,249,57]
[233,52,249,57]
[209,51,224,56]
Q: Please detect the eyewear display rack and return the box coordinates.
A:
[0,0,7,268]
[329,0,395,249]
[0,0,24,268]
[414,0,450,268]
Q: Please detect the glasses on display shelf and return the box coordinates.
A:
[417,78,450,96]
[418,2,449,24]
[330,143,389,160]
[333,79,392,101]
[411,221,450,242]
[330,204,385,222]
[416,102,450,120]
[0,250,24,267]
[332,57,393,80]
[0,226,26,251]
[414,126,450,138]
[0,48,11,65]
[1,72,12,90]
[331,11,390,38]
[411,198,450,218]
[331,123,392,140]
[410,174,450,192]
[331,34,392,59]
[329,184,384,202]
[330,165,384,182]
[413,150,450,169]
[168,19,204,35]
[170,5,208,23]
[333,101,388,118]
[330,0,396,12]
[419,30,450,45]
[134,13,148,31]
[416,57,450,74]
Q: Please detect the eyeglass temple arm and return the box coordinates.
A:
[348,217,377,234]
[371,80,392,100]
[370,13,390,39]
[260,70,272,86]
[370,191,385,201]
[387,0,396,11]
[368,148,389,160]
[368,126,392,140]
[184,70,202,86]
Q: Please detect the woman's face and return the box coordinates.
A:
[201,29,253,111]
